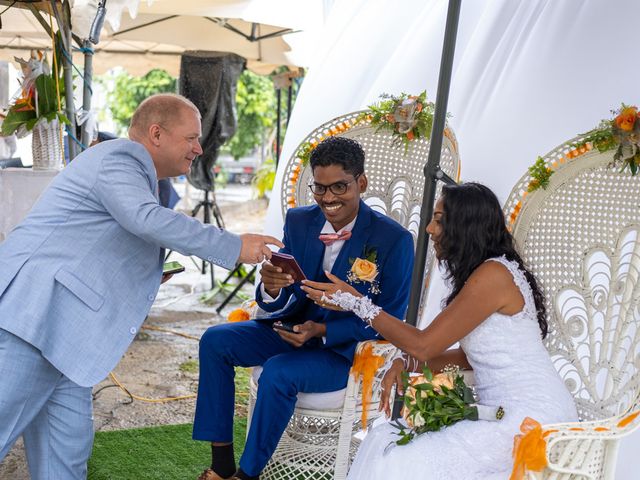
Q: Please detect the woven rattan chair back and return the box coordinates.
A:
[505,137,640,425]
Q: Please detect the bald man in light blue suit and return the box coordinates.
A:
[0,94,282,479]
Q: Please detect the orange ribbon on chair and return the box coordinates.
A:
[510,417,557,480]
[618,410,640,428]
[351,343,385,430]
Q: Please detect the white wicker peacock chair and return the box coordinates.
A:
[504,137,640,479]
[249,110,461,480]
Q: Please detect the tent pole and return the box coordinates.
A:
[276,88,282,165]
[405,0,462,328]
[81,39,93,148]
[62,1,77,160]
[50,0,78,161]
[286,83,292,125]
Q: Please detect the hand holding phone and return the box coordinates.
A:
[269,252,306,283]
[272,321,298,333]
[163,261,185,275]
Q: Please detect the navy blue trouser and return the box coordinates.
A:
[193,320,352,476]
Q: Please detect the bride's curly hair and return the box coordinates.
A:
[437,182,548,338]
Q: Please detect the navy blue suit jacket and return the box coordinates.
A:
[255,200,414,362]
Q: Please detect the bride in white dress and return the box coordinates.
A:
[302,182,578,479]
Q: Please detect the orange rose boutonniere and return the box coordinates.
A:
[351,258,378,282]
[347,246,380,294]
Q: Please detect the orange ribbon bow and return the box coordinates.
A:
[510,417,557,480]
[351,342,385,430]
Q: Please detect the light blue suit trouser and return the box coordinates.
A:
[0,328,94,480]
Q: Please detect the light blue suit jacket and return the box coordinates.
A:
[0,139,241,387]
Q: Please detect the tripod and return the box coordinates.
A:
[165,189,225,289]
[193,189,225,288]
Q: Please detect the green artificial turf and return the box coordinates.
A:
[88,366,251,479]
[88,419,247,480]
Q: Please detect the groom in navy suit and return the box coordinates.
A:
[193,137,414,480]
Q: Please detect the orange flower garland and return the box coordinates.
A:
[508,143,593,227]
[350,342,385,430]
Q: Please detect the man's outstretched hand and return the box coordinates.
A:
[238,234,284,264]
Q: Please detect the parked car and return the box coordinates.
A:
[216,154,261,184]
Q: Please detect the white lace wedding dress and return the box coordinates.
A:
[347,256,578,480]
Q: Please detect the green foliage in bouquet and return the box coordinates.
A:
[393,365,504,446]
[2,50,68,137]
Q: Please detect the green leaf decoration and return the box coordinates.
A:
[26,118,39,130]
[572,103,640,175]
[3,52,65,134]
[359,91,441,153]
[527,156,553,192]
[1,109,36,136]
[35,74,58,116]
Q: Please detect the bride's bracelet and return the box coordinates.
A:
[386,348,421,372]
[321,290,382,325]
[402,352,421,372]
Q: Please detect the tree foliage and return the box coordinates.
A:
[223,70,276,160]
[103,68,277,159]
[105,69,177,135]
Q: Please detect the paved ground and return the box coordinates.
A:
[0,183,268,479]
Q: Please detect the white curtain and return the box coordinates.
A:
[262,0,640,474]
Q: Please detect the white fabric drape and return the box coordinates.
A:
[261,0,640,474]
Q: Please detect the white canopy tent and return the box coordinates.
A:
[262,0,640,475]
[0,0,323,157]
[0,0,324,75]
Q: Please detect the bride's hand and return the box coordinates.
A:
[301,271,361,311]
[380,358,405,418]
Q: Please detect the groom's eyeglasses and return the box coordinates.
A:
[309,174,361,196]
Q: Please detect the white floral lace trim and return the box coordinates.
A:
[485,255,536,318]
[321,290,382,324]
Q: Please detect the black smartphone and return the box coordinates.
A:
[272,321,298,333]
[163,261,185,275]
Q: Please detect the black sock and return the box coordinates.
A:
[211,444,236,479]
[234,468,259,480]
